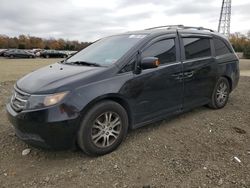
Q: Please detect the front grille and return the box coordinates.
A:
[11,87,30,112]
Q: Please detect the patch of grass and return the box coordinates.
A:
[0,58,63,82]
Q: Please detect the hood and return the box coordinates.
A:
[17,63,104,94]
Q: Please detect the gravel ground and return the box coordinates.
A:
[0,59,249,188]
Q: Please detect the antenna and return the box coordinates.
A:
[218,0,232,37]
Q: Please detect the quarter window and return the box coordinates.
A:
[119,60,135,73]
[214,38,232,56]
[183,38,211,60]
[142,39,176,65]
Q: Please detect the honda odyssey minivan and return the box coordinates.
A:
[7,25,239,156]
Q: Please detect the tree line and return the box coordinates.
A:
[229,32,250,58]
[0,34,92,51]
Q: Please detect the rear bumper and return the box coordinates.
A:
[6,104,80,150]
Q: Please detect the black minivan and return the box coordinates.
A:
[7,25,239,156]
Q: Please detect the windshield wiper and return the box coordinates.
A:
[64,61,101,67]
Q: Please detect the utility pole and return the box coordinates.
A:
[218,0,232,37]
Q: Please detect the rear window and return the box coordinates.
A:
[214,38,232,56]
[183,38,211,60]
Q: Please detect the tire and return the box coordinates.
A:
[46,55,49,58]
[29,56,33,58]
[77,100,129,156]
[10,55,14,59]
[63,55,67,58]
[208,77,230,109]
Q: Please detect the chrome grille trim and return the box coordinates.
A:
[10,86,30,112]
[14,85,30,96]
[15,95,27,102]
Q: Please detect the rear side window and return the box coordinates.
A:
[183,38,211,60]
[142,39,176,65]
[214,38,232,56]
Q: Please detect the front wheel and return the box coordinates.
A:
[208,77,230,109]
[77,100,128,156]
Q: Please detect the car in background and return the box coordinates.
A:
[29,49,43,57]
[0,49,8,56]
[5,49,35,58]
[40,50,68,58]
[2,49,16,57]
[65,50,78,57]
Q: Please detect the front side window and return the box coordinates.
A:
[142,39,176,65]
[183,38,211,60]
[214,38,232,56]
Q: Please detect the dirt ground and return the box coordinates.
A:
[0,58,249,188]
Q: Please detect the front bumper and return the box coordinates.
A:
[6,104,80,150]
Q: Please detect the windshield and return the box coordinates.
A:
[65,34,147,66]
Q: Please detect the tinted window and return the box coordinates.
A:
[214,38,232,56]
[183,38,211,60]
[142,39,176,65]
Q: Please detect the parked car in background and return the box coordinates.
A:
[65,50,78,57]
[0,49,8,56]
[30,49,43,57]
[2,49,16,57]
[5,49,35,58]
[40,50,68,58]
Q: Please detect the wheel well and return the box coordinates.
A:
[222,75,232,92]
[80,96,133,129]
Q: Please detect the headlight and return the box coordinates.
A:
[26,91,68,110]
[44,92,68,106]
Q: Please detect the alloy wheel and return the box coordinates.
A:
[216,81,228,105]
[91,112,121,148]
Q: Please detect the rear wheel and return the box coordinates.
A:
[77,100,128,156]
[208,77,230,109]
[46,55,49,58]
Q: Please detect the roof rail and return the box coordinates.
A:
[145,25,214,32]
[182,26,214,32]
[145,25,184,30]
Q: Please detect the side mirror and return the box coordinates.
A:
[141,57,160,70]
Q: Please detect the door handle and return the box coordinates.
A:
[183,71,194,78]
[171,73,183,80]
[172,71,194,80]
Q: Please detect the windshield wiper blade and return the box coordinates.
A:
[65,61,101,67]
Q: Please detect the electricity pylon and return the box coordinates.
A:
[218,0,232,37]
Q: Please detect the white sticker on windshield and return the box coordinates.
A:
[105,59,117,63]
[129,35,146,39]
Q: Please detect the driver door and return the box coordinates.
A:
[127,34,183,126]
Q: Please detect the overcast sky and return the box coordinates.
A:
[0,0,249,42]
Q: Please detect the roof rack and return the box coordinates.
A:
[145,25,214,32]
